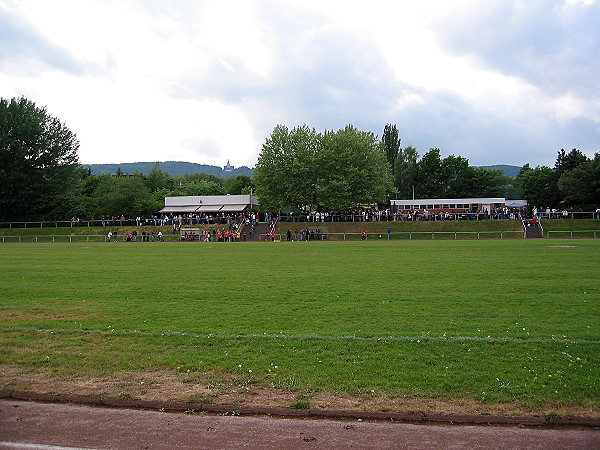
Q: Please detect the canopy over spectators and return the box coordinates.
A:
[160,195,259,214]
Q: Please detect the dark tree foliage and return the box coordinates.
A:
[254,124,392,211]
[381,124,401,171]
[394,145,419,199]
[225,175,253,195]
[0,96,81,221]
[557,153,599,208]
[514,149,596,209]
[415,148,445,198]
[514,164,555,208]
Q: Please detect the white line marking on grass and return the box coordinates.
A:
[1,327,598,344]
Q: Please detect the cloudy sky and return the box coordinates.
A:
[1,0,598,169]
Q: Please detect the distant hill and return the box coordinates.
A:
[478,164,522,178]
[84,161,254,178]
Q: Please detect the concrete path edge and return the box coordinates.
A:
[1,390,598,428]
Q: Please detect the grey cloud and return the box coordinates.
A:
[174,3,410,140]
[0,8,93,75]
[171,1,596,167]
[183,136,223,160]
[435,0,600,97]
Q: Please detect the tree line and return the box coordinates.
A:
[1,97,598,222]
[0,97,253,222]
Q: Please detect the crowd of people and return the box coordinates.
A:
[105,230,163,242]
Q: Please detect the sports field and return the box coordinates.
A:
[0,240,598,414]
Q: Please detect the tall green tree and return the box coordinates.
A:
[514,164,554,208]
[144,162,172,193]
[254,124,321,210]
[92,175,158,218]
[319,125,392,209]
[381,124,400,171]
[225,175,253,195]
[440,154,471,197]
[458,167,509,198]
[557,153,600,207]
[0,96,81,221]
[415,148,445,198]
[394,145,419,199]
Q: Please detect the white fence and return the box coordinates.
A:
[262,231,525,241]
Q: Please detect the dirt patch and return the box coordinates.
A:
[1,366,597,420]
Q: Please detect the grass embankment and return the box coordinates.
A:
[0,241,598,415]
[276,220,525,240]
[0,225,206,242]
[2,219,598,241]
[541,219,600,238]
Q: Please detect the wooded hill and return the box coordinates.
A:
[84,161,254,178]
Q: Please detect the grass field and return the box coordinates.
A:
[1,239,598,414]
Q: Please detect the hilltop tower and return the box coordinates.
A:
[223,160,234,173]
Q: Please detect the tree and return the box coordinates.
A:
[182,180,226,196]
[225,175,253,195]
[440,154,471,197]
[92,175,158,218]
[557,153,600,207]
[144,162,172,193]
[458,166,509,198]
[254,124,321,210]
[541,148,589,206]
[318,125,392,210]
[381,124,400,171]
[0,96,81,221]
[254,124,392,211]
[415,148,445,198]
[514,164,554,208]
[554,148,589,175]
[394,146,419,199]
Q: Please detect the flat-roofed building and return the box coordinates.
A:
[390,198,527,215]
[160,195,259,215]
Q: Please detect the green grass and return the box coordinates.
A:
[542,219,600,238]
[0,240,598,407]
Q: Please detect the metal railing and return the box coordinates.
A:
[0,235,179,243]
[3,230,600,243]
[546,230,600,238]
[260,231,525,241]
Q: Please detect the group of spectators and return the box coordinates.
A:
[394,208,526,221]
[181,229,243,242]
[282,210,393,223]
[285,228,325,241]
[105,230,163,242]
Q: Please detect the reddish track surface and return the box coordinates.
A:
[1,400,599,449]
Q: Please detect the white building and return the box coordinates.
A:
[160,195,259,214]
[390,198,527,214]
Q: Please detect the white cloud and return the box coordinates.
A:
[1,0,598,169]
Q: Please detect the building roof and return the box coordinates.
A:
[160,195,259,214]
[391,198,507,205]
